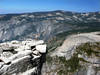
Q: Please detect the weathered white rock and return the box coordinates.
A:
[22,40,44,46]
[51,32,100,59]
[78,54,82,58]
[0,57,11,64]
[8,50,33,61]
[11,40,19,44]
[0,39,46,75]
[32,50,39,55]
[36,44,47,53]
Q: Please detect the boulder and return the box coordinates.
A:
[36,44,47,53]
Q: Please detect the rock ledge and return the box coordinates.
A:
[0,39,46,75]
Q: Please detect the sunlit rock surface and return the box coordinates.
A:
[42,32,100,75]
[50,32,100,59]
[0,39,46,75]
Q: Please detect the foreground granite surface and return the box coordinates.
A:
[0,39,46,75]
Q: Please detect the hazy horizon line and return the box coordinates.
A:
[0,10,100,15]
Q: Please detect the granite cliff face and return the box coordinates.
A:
[0,39,46,75]
[0,10,100,42]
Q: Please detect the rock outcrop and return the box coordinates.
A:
[0,39,46,75]
[50,32,100,59]
[42,32,100,75]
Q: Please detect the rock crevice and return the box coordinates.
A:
[0,39,46,75]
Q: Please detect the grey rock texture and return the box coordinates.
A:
[0,11,100,75]
[42,32,100,75]
[0,10,100,42]
[0,39,46,75]
[50,32,100,59]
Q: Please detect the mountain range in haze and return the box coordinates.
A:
[0,10,100,42]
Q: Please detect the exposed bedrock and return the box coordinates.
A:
[0,39,47,75]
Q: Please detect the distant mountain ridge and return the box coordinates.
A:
[0,10,100,42]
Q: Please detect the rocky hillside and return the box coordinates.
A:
[0,10,100,42]
[0,39,46,75]
[42,32,100,75]
[0,10,100,75]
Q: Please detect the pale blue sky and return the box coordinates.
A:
[0,0,100,14]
